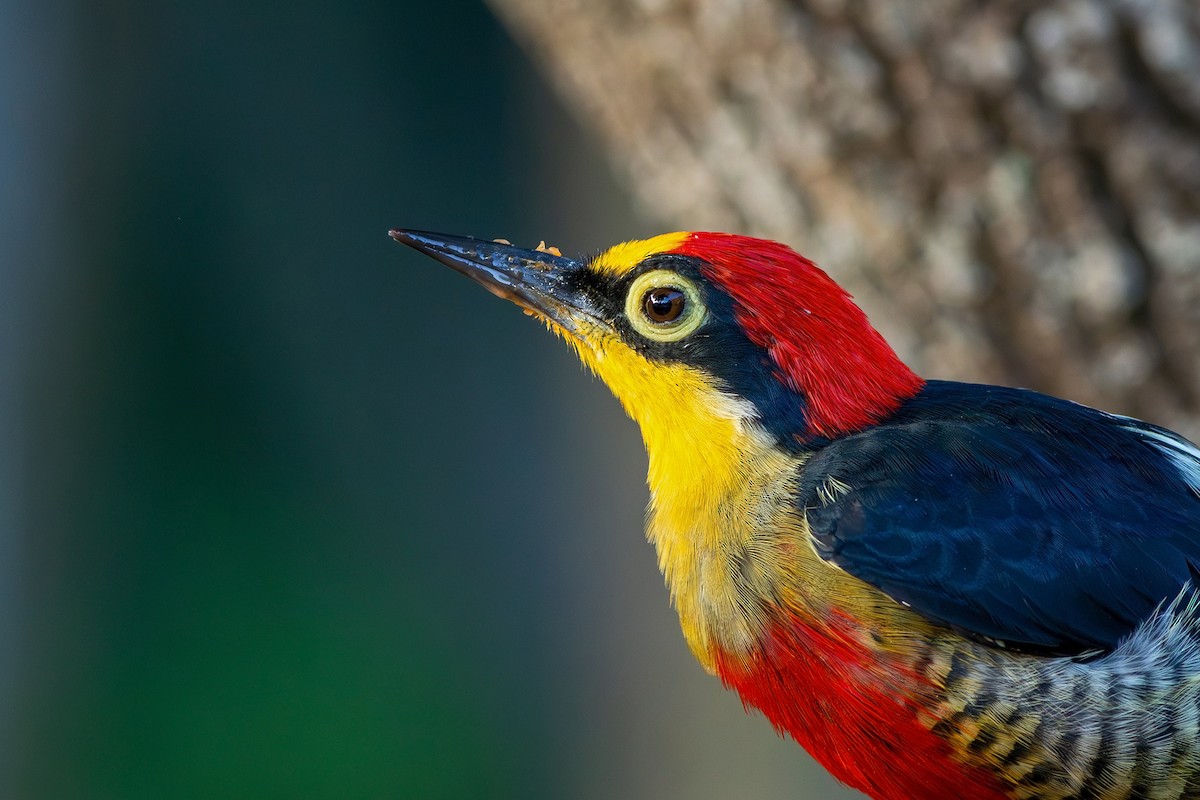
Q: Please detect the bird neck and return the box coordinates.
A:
[629,373,800,671]
[570,334,906,670]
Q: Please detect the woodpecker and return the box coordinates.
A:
[391,229,1200,800]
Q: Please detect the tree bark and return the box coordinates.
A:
[488,0,1200,435]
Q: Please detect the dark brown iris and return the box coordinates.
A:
[643,288,686,323]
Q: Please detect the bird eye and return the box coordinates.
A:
[643,288,686,323]
[624,269,706,342]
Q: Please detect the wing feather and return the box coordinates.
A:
[801,381,1200,654]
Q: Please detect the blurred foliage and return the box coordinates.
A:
[16,0,569,797]
[6,1,849,798]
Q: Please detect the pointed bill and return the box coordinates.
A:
[390,229,599,332]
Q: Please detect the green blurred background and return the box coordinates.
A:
[2,0,851,798]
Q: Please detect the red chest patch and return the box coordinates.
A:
[714,613,1008,800]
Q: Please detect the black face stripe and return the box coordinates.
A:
[570,254,814,451]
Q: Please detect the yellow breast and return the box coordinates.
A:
[563,315,928,673]
[571,344,800,666]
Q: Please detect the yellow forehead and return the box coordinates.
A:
[591,232,690,277]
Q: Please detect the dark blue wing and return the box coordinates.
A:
[801,381,1200,654]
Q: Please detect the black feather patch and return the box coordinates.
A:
[570,254,813,447]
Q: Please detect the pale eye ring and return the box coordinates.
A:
[624,269,707,342]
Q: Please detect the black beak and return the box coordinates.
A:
[389,229,595,331]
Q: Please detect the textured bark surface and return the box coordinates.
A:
[488,0,1200,435]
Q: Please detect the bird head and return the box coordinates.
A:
[391,229,922,452]
[393,229,925,663]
